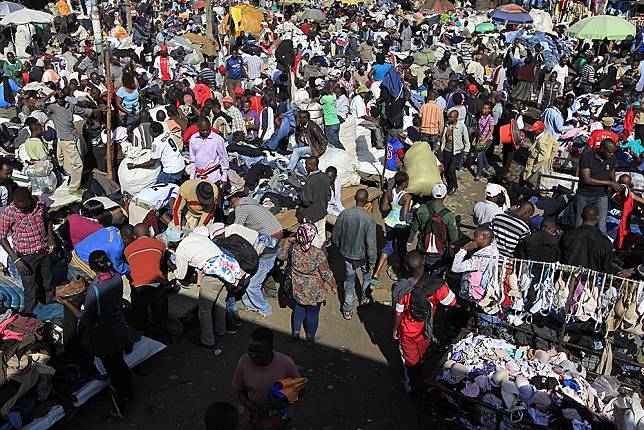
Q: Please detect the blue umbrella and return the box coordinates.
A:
[489,4,533,25]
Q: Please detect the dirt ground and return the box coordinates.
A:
[56,168,488,430]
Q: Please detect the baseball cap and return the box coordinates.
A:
[161,225,185,243]
[528,121,545,132]
[485,183,504,197]
[85,196,120,210]
[234,87,245,95]
[432,183,448,198]
[253,77,264,86]
[356,84,368,94]
[222,95,234,104]
[467,83,478,94]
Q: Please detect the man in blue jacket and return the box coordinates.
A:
[70,225,134,279]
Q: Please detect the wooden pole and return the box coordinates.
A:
[206,0,214,38]
[103,41,114,180]
[125,0,133,34]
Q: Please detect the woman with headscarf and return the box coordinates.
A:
[277,223,336,347]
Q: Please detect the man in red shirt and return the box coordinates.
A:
[392,251,457,396]
[587,117,619,149]
[124,223,169,341]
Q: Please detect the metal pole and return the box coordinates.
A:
[125,0,133,34]
[103,41,114,180]
[90,0,103,56]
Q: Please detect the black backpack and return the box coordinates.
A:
[422,204,450,256]
[409,274,444,340]
[215,234,259,276]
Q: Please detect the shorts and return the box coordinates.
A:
[399,335,430,366]
[382,226,411,256]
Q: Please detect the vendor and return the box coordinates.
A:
[172,180,218,229]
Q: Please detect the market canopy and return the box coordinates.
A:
[564,15,636,40]
[0,8,53,25]
[420,0,454,12]
[489,4,533,25]
[0,1,24,16]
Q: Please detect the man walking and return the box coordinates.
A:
[440,110,470,196]
[332,189,377,320]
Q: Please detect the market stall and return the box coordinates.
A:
[421,258,643,429]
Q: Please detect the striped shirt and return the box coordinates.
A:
[419,101,444,135]
[490,212,530,258]
[199,68,217,86]
[580,64,595,84]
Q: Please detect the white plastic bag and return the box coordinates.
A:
[318,147,360,187]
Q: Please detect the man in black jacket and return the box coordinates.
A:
[560,204,613,272]
[517,216,560,262]
[297,156,331,249]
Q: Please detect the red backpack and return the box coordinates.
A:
[422,204,450,256]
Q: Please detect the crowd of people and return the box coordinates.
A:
[0,0,642,428]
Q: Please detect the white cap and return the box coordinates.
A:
[253,77,264,86]
[432,183,448,199]
[485,183,504,197]
[85,196,120,210]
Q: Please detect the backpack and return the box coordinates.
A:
[464,107,477,137]
[215,234,259,276]
[422,204,450,256]
[409,274,444,339]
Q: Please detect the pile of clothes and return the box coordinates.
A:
[505,29,576,69]
[436,334,630,429]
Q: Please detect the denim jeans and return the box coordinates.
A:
[325,123,344,150]
[292,302,321,340]
[264,111,295,151]
[157,170,185,184]
[241,254,276,316]
[287,146,311,172]
[476,151,489,178]
[342,258,372,313]
[575,194,608,234]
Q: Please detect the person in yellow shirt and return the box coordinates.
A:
[23,123,49,162]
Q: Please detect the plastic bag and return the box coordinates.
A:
[117,159,161,196]
[404,141,442,196]
[24,160,57,195]
[339,115,357,156]
[319,147,360,187]
[591,376,621,402]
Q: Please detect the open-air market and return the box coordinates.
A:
[0,0,643,428]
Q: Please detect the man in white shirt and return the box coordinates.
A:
[350,85,384,148]
[167,226,228,349]
[127,121,185,184]
[128,182,180,226]
[472,183,505,227]
[553,58,569,87]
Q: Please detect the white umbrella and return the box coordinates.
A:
[0,1,24,17]
[0,9,54,26]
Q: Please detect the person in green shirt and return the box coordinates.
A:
[24,122,49,161]
[410,183,460,273]
[319,85,344,150]
[3,53,24,86]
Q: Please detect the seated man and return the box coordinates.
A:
[288,111,328,174]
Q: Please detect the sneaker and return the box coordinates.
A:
[343,310,353,320]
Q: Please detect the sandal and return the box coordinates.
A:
[343,310,353,320]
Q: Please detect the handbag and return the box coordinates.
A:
[278,242,296,309]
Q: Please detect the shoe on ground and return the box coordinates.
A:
[226,328,239,334]
[343,310,353,320]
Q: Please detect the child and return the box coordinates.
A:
[373,171,412,283]
[392,251,457,396]
[475,101,496,181]
[23,122,49,162]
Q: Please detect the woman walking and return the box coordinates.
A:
[278,223,337,347]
